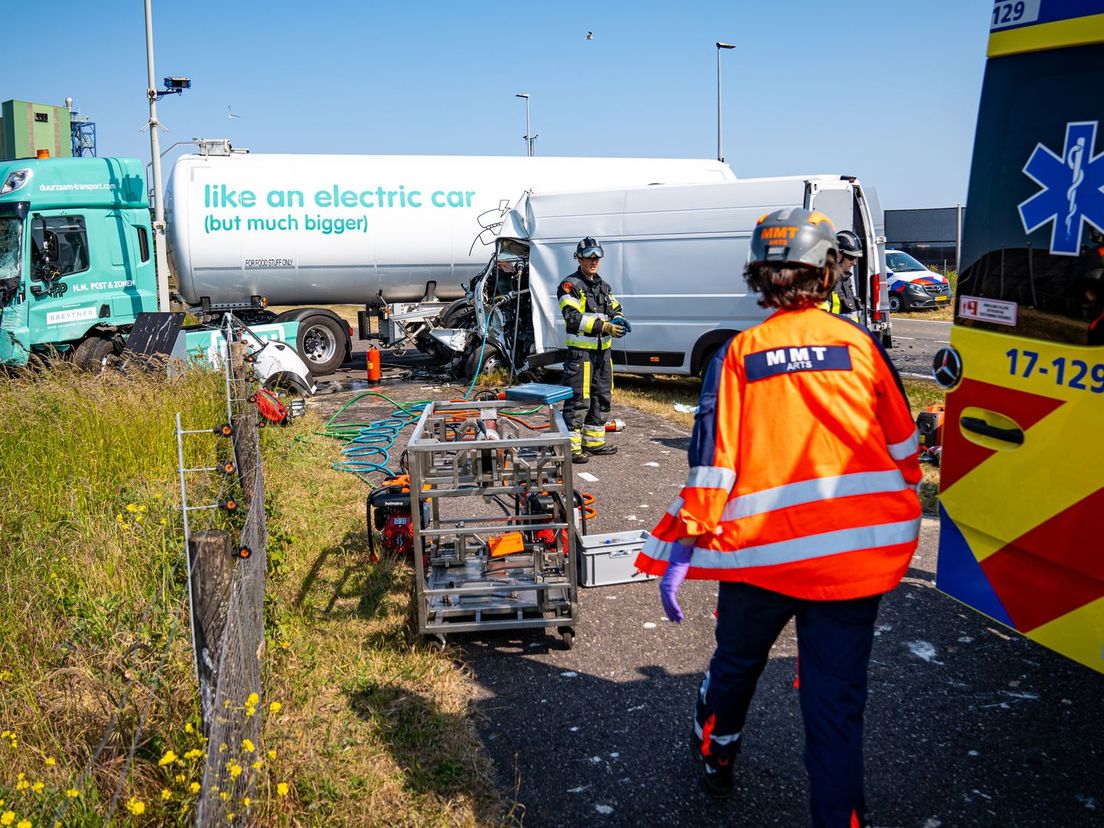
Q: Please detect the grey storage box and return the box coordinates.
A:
[578,529,657,588]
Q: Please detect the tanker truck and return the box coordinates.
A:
[165,148,736,374]
[0,146,732,374]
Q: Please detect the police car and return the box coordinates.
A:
[885,249,951,312]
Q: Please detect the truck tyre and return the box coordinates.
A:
[73,336,116,373]
[296,314,347,375]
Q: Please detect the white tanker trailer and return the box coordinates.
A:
[165,148,734,373]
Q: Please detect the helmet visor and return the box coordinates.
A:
[577,246,604,259]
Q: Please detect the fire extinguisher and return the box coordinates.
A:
[366,347,381,384]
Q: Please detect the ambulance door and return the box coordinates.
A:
[934,5,1104,674]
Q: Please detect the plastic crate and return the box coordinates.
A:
[578,529,657,588]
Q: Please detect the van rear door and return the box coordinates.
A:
[807,178,890,335]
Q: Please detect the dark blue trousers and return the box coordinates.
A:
[695,581,881,828]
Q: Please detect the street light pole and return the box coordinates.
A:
[144,0,171,312]
[516,93,532,156]
[716,42,735,163]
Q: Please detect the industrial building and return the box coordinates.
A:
[884,206,964,272]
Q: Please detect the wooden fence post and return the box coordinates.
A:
[188,529,234,737]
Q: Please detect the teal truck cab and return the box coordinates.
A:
[0,156,312,392]
[0,157,157,367]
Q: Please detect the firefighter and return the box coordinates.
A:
[635,208,921,826]
[822,229,862,320]
[557,237,628,463]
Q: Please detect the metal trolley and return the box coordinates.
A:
[407,399,580,648]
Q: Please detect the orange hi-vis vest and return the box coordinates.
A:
[635,307,922,600]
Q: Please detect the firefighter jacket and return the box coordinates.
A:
[636,307,922,601]
[557,270,623,350]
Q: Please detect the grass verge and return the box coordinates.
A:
[0,366,503,826]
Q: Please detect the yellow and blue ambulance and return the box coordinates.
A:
[934,0,1104,674]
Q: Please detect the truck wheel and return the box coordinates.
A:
[297,315,347,375]
[73,336,116,373]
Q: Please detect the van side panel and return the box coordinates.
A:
[520,178,808,374]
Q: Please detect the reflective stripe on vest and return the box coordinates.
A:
[642,517,921,570]
[720,469,908,522]
[566,334,612,350]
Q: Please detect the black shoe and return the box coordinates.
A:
[585,445,617,456]
[692,741,734,799]
[571,451,589,464]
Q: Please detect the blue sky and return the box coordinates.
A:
[6,1,991,208]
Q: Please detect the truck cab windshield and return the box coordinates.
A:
[0,215,23,306]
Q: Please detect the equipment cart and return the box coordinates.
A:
[407,399,580,648]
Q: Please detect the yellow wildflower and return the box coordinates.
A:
[268,701,282,714]
[241,739,255,753]
[135,515,143,523]
[218,743,227,754]
[126,503,138,513]
[0,672,10,682]
[266,749,276,760]
[160,518,167,525]
[244,707,255,718]
[0,731,8,738]
[251,760,263,770]
[15,780,27,792]
[65,789,79,798]
[175,774,185,783]
[246,692,259,707]
[44,757,55,766]
[16,821,28,828]
[138,504,147,513]
[31,782,43,794]
[161,788,172,801]
[243,797,251,807]
[280,640,290,649]
[184,723,194,734]
[126,797,145,815]
[0,813,12,826]
[184,748,203,760]
[189,782,200,794]
[159,749,178,766]
[228,763,242,779]
[219,792,229,801]
[276,782,289,797]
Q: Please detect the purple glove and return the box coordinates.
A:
[660,542,695,623]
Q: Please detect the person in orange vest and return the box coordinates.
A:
[635,207,921,826]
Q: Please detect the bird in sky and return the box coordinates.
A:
[585,31,593,40]
[227,105,240,119]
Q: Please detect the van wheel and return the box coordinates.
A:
[297,315,347,375]
[466,346,508,379]
[888,294,903,313]
[73,336,117,373]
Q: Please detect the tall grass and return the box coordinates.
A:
[0,366,504,825]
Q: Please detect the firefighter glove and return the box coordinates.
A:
[659,541,695,623]
[602,320,627,338]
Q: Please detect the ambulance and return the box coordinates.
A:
[933,0,1104,674]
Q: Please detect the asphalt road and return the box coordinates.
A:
[311,362,1103,828]
[887,316,952,380]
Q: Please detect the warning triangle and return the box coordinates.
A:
[939,378,1065,491]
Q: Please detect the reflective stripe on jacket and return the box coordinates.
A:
[635,307,922,600]
[558,271,623,351]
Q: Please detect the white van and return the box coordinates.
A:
[411,175,890,377]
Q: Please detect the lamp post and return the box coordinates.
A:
[715,42,735,163]
[515,93,536,156]
[144,0,171,311]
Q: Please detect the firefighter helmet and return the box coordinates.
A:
[748,208,838,269]
[575,237,604,259]
[835,229,864,259]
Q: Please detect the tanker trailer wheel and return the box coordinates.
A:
[297,315,347,376]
